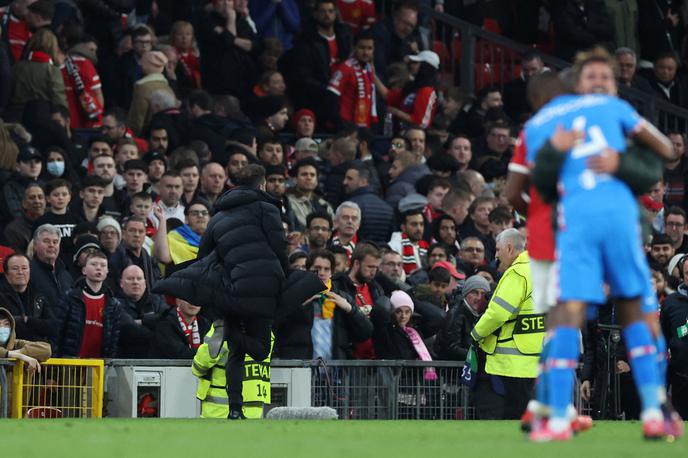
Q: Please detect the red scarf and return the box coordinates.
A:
[351,59,377,127]
[176,48,201,88]
[176,307,200,349]
[401,233,428,274]
[331,232,357,260]
[422,204,440,225]
[27,50,53,64]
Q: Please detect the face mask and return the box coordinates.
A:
[0,327,10,345]
[47,161,65,177]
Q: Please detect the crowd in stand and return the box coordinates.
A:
[1,0,688,419]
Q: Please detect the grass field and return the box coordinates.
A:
[3,419,688,458]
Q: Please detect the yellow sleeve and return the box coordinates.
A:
[192,327,221,378]
[471,272,527,341]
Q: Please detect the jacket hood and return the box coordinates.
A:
[395,163,430,184]
[678,283,688,297]
[0,307,17,350]
[214,187,280,212]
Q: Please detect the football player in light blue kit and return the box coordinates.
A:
[524,50,676,441]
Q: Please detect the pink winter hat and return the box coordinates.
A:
[390,290,414,312]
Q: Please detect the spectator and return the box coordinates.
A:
[503,52,545,122]
[457,86,504,139]
[638,0,685,62]
[30,224,73,310]
[432,213,460,257]
[69,234,104,279]
[56,251,121,358]
[445,135,472,172]
[664,206,688,253]
[177,160,200,207]
[326,30,377,129]
[265,164,296,230]
[388,209,428,275]
[0,308,51,373]
[253,95,289,135]
[274,249,373,359]
[82,136,114,176]
[285,0,352,121]
[615,48,653,95]
[459,196,497,261]
[148,127,170,156]
[254,70,287,98]
[407,244,454,288]
[551,0,612,61]
[287,158,335,232]
[343,163,394,243]
[108,25,154,111]
[4,183,45,251]
[249,0,300,51]
[198,162,226,207]
[457,236,486,277]
[127,51,174,136]
[42,145,79,184]
[386,150,430,209]
[117,265,166,358]
[197,0,258,99]
[257,135,285,166]
[663,131,688,208]
[324,137,357,206]
[405,125,426,161]
[0,252,58,344]
[292,109,316,140]
[0,0,32,62]
[101,107,130,143]
[421,176,451,227]
[154,199,210,266]
[34,179,77,245]
[648,52,688,107]
[371,0,421,84]
[7,28,67,122]
[70,175,106,224]
[61,35,105,129]
[333,243,388,359]
[152,171,185,227]
[473,120,513,181]
[91,154,125,219]
[371,289,444,362]
[377,51,440,130]
[109,216,160,292]
[379,248,405,283]
[440,186,475,226]
[289,250,308,270]
[170,21,201,89]
[330,201,361,258]
[304,211,333,253]
[144,150,168,190]
[650,233,676,271]
[661,258,688,418]
[97,216,121,256]
[186,90,230,164]
[2,146,43,221]
[336,0,375,35]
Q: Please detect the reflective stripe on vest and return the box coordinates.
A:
[470,328,484,341]
[204,395,229,405]
[493,296,518,314]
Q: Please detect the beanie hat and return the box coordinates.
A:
[254,95,287,120]
[390,290,414,312]
[72,235,103,263]
[97,216,122,239]
[462,275,491,299]
[140,51,168,74]
[291,108,316,130]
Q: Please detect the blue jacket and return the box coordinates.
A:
[346,186,395,244]
[249,0,300,50]
[385,164,431,210]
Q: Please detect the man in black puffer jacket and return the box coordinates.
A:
[198,164,289,419]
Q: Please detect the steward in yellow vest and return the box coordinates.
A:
[470,229,544,419]
[192,322,274,419]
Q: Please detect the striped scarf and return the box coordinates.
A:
[331,232,357,259]
[401,233,428,274]
[176,307,200,349]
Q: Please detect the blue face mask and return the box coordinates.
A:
[0,327,10,345]
[47,161,65,177]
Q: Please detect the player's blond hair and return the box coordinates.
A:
[572,46,619,81]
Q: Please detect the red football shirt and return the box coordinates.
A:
[0,12,30,62]
[508,131,555,261]
[61,55,103,128]
[336,0,376,35]
[327,58,378,128]
[387,86,438,129]
[79,290,105,358]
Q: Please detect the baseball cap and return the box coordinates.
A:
[407,50,440,69]
[431,261,466,280]
[18,147,42,162]
[143,151,167,164]
[294,138,318,154]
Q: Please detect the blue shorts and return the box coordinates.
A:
[556,210,647,305]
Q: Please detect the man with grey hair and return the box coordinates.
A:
[30,224,74,310]
[615,47,653,94]
[470,228,542,419]
[331,201,361,258]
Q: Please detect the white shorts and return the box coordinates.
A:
[530,259,558,314]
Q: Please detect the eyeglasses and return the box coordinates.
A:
[188,210,209,217]
[391,142,405,148]
[666,222,684,228]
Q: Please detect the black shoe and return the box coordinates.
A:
[228,409,246,420]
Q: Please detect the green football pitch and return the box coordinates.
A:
[3,419,687,458]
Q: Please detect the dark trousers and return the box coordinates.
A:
[501,376,535,419]
[224,315,272,408]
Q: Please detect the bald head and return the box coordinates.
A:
[120,265,146,301]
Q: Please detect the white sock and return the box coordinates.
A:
[641,408,662,422]
[549,417,570,433]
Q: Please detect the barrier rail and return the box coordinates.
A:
[10,358,104,418]
[0,359,13,418]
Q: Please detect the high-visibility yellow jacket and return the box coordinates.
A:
[470,251,544,378]
[192,324,273,419]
